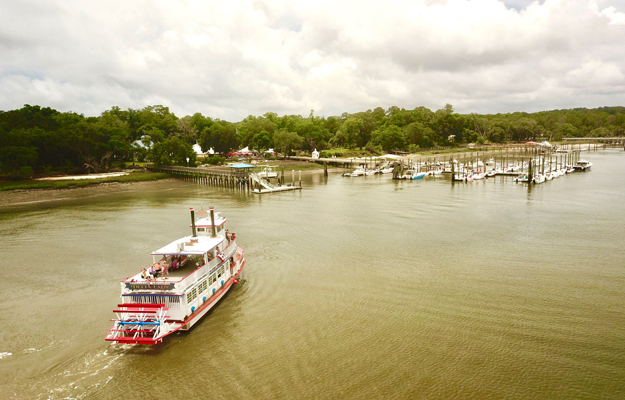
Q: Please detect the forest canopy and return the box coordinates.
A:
[1,104,624,177]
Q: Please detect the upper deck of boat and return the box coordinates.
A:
[152,234,224,256]
[122,231,235,282]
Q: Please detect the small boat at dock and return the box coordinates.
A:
[257,165,278,179]
[343,167,366,177]
[454,174,473,182]
[573,159,592,171]
[399,169,426,180]
[513,174,529,183]
[470,171,485,180]
[377,166,394,174]
[533,174,546,184]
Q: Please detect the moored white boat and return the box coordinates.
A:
[470,171,485,180]
[533,174,546,184]
[431,169,444,176]
[399,169,426,180]
[505,165,519,173]
[342,167,366,177]
[454,173,473,182]
[513,174,529,183]
[573,159,592,171]
[105,207,245,345]
[257,165,278,179]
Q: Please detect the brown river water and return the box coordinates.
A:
[1,149,624,399]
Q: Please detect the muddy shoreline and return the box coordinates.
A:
[0,179,178,208]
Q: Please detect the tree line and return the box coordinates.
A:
[1,103,624,177]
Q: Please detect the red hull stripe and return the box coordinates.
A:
[117,303,165,308]
[154,252,246,340]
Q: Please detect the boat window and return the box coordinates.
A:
[187,287,197,303]
[198,228,205,232]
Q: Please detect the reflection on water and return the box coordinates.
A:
[1,150,625,399]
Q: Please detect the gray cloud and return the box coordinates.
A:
[0,0,624,120]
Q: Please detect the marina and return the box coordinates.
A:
[0,149,624,399]
[329,146,596,185]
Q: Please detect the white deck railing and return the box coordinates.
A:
[173,239,237,293]
[121,239,237,295]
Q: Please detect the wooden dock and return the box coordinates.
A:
[147,165,302,194]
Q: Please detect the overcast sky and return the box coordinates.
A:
[1,0,624,121]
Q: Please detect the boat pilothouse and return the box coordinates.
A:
[105,207,245,345]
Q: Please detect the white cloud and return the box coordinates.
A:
[0,0,624,119]
[565,59,624,89]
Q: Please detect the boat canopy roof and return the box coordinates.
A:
[151,234,224,256]
[228,163,255,169]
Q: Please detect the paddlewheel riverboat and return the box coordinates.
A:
[105,207,245,345]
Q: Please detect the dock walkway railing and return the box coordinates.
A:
[146,164,301,193]
[249,172,275,190]
[147,164,252,190]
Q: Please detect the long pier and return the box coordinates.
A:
[292,141,619,172]
[147,165,302,194]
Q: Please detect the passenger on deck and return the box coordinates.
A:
[172,257,179,270]
[161,260,169,277]
[149,264,160,278]
[141,268,149,280]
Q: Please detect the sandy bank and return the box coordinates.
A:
[0,179,175,208]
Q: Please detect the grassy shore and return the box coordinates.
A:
[0,171,171,191]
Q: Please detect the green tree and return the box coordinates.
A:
[198,120,238,154]
[371,125,406,152]
[151,136,196,166]
[273,129,303,159]
[252,130,272,151]
[174,116,199,144]
[511,117,539,142]
[0,128,38,176]
[335,117,364,149]
[237,115,276,146]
